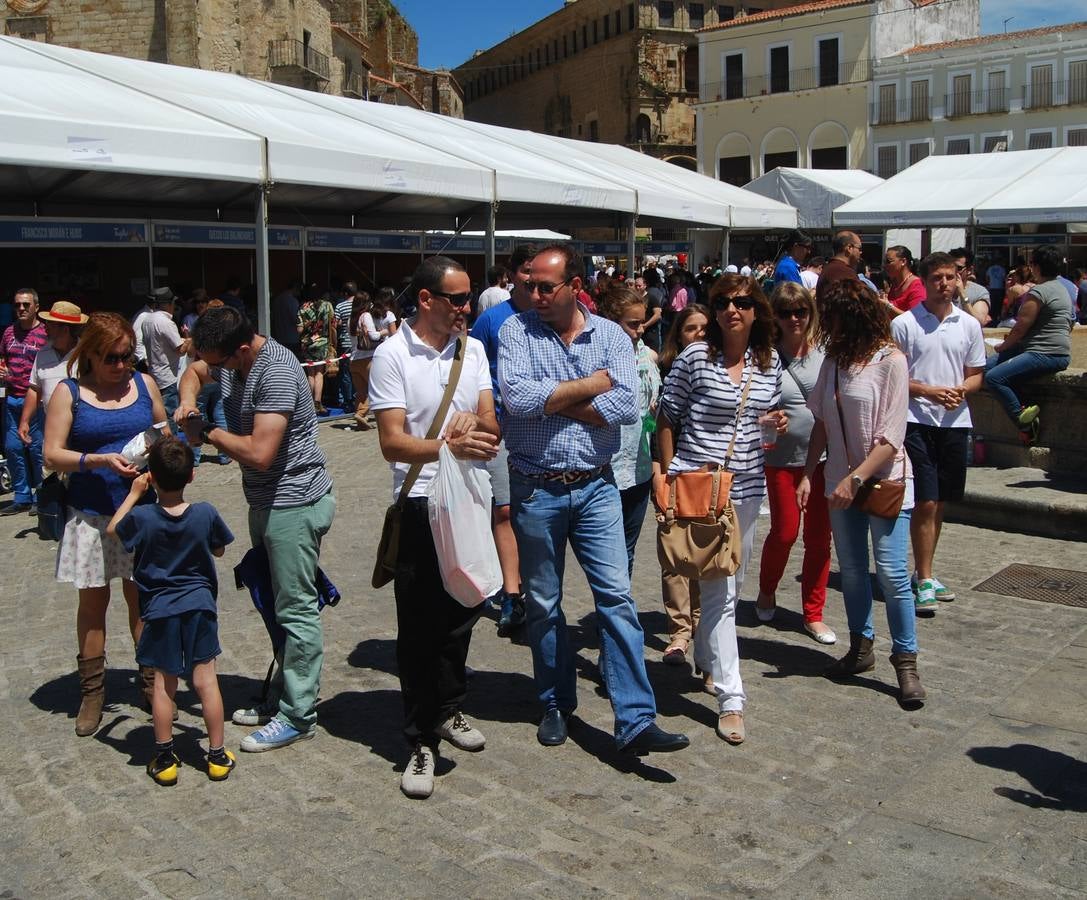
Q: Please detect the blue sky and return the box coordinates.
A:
[395,0,1086,70]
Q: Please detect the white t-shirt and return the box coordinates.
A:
[800,270,819,291]
[131,305,153,363]
[891,303,986,429]
[142,310,184,390]
[476,286,511,314]
[29,345,73,408]
[351,310,396,361]
[368,322,493,500]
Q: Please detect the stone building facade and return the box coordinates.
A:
[454,0,802,168]
[0,0,462,116]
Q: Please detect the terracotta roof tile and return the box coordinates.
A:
[699,0,870,32]
[897,21,1087,55]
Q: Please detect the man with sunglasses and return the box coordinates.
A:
[176,307,335,754]
[949,248,991,327]
[1,288,48,515]
[370,255,499,799]
[498,243,689,756]
[816,231,862,305]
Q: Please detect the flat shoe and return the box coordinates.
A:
[804,622,837,645]
[662,640,688,665]
[537,708,569,746]
[755,599,776,622]
[717,711,745,745]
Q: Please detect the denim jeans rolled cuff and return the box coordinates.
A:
[984,350,1070,424]
[510,470,657,747]
[394,497,481,746]
[829,505,917,655]
[3,396,43,504]
[247,491,336,731]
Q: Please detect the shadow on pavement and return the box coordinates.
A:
[967,744,1087,811]
[565,715,678,784]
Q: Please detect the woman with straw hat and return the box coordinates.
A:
[17,300,87,444]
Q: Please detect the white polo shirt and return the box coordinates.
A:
[368,320,492,501]
[891,302,986,429]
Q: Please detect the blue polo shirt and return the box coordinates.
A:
[773,255,803,286]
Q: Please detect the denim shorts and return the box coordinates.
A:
[136,609,221,677]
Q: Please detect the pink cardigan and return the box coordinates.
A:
[808,346,912,494]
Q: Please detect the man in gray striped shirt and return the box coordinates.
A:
[178,307,336,753]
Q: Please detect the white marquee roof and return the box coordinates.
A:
[744,168,884,230]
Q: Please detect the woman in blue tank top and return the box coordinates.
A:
[43,312,167,737]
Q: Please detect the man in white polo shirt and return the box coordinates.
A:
[892,251,986,614]
[369,255,499,800]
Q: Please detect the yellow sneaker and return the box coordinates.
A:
[207,750,236,782]
[147,750,179,787]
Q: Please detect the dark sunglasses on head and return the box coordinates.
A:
[103,350,133,365]
[525,277,572,296]
[712,295,756,312]
[430,290,472,309]
[776,307,809,319]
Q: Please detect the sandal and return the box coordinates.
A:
[662,639,688,665]
[717,710,745,745]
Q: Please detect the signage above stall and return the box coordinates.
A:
[151,222,302,249]
[0,218,148,247]
[307,230,422,252]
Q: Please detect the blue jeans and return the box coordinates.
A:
[4,396,42,504]
[510,471,656,747]
[619,479,653,579]
[984,349,1069,424]
[337,359,355,411]
[192,381,228,464]
[829,506,917,654]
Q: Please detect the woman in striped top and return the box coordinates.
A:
[658,274,783,745]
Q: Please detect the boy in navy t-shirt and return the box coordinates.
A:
[108,436,235,786]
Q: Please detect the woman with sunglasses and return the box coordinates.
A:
[798,280,924,706]
[755,283,834,643]
[43,312,168,736]
[658,275,783,744]
[655,303,710,665]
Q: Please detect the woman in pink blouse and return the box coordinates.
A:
[796,280,924,706]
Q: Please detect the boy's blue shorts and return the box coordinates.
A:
[136,610,221,677]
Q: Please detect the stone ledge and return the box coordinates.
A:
[945,466,1087,539]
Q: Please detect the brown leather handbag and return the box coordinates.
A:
[833,366,905,520]
[653,373,752,581]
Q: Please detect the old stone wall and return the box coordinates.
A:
[1,0,167,61]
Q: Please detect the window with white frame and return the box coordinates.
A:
[983,135,1009,152]
[1029,64,1054,108]
[950,73,972,117]
[1070,60,1087,104]
[878,82,897,124]
[1068,127,1087,147]
[1027,130,1054,149]
[818,37,840,87]
[724,52,743,99]
[909,80,929,121]
[908,142,930,165]
[987,70,1007,113]
[769,45,790,93]
[946,137,972,155]
[876,144,898,178]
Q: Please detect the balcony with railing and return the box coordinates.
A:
[870,96,931,126]
[268,39,330,81]
[700,59,871,103]
[342,71,366,99]
[943,87,1011,118]
[1022,79,1087,110]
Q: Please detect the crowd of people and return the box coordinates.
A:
[0,230,1078,800]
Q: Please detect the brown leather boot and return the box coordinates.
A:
[889,652,926,704]
[825,633,875,677]
[75,655,105,737]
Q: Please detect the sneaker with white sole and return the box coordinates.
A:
[401,743,435,798]
[435,712,486,751]
[239,717,315,753]
[232,700,277,727]
[914,578,938,614]
[931,578,956,602]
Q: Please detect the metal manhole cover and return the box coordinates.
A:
[973,564,1087,608]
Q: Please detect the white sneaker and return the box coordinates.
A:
[435,712,486,751]
[401,744,435,799]
[232,701,276,726]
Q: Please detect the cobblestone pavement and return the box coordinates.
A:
[2,421,1085,898]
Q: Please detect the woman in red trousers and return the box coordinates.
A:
[754,282,835,643]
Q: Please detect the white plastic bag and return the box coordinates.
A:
[426,443,502,608]
[121,422,170,468]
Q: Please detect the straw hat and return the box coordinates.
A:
[38,300,88,325]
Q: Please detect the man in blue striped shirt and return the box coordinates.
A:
[498,244,689,755]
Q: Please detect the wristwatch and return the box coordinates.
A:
[850,473,865,490]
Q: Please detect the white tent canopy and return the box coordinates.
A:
[744,168,884,231]
[834,148,1087,227]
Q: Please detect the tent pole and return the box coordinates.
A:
[485,202,497,273]
[627,213,637,277]
[147,223,155,289]
[722,229,731,268]
[255,184,271,336]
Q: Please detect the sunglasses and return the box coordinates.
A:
[525,278,572,296]
[103,350,134,365]
[776,307,809,319]
[430,290,472,309]
[712,295,756,312]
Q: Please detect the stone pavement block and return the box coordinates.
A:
[993,647,1087,734]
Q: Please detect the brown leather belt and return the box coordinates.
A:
[512,465,609,485]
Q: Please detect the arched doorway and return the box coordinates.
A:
[761,127,800,176]
[715,132,752,186]
[807,121,851,169]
